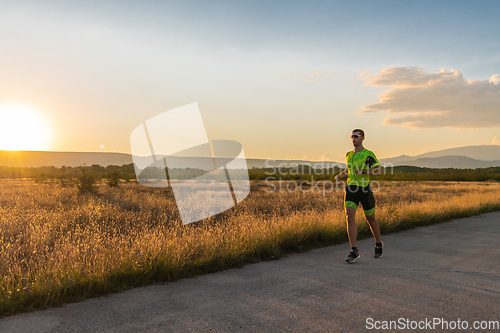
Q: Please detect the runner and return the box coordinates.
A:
[335,129,383,263]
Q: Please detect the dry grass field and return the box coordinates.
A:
[1,179,500,315]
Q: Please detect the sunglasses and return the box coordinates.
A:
[350,134,362,138]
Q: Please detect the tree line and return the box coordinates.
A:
[1,164,500,183]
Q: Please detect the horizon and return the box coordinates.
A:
[1,1,500,161]
[3,143,500,163]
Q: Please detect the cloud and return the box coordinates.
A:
[294,70,333,83]
[359,66,500,129]
[357,70,371,80]
[493,136,500,146]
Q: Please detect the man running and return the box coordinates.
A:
[335,129,383,263]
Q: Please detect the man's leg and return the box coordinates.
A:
[345,206,360,263]
[345,186,361,262]
[365,212,381,244]
[346,206,357,247]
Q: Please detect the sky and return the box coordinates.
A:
[1,0,499,161]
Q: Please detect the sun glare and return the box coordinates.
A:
[0,104,52,151]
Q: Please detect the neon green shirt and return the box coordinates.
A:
[346,148,380,187]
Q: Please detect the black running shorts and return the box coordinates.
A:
[344,184,376,216]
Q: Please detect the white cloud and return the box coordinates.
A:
[294,70,333,83]
[493,136,500,145]
[357,70,371,80]
[359,66,500,129]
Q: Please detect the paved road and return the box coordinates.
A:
[1,213,499,332]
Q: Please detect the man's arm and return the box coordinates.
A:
[335,168,348,181]
[354,164,383,176]
[366,165,383,176]
[353,154,383,176]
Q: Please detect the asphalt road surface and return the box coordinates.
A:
[1,212,499,332]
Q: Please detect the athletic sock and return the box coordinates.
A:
[351,247,357,251]
[376,242,382,247]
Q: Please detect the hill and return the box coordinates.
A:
[0,151,133,168]
[382,155,500,169]
[414,145,500,161]
[0,151,341,169]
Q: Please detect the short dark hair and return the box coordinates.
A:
[352,129,365,137]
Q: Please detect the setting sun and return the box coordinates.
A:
[0,104,51,151]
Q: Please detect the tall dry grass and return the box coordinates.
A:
[1,179,499,315]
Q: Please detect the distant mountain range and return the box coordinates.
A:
[378,145,500,168]
[379,155,500,169]
[2,145,500,169]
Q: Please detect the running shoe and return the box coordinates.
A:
[374,241,383,258]
[346,249,359,263]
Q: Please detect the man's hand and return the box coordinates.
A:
[370,165,383,176]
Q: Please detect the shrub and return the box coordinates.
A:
[32,173,49,184]
[75,167,99,194]
[57,175,72,187]
[106,171,121,187]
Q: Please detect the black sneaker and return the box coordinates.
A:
[346,249,359,263]
[374,241,383,258]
